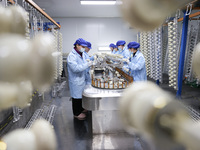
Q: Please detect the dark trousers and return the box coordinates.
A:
[72,98,84,116]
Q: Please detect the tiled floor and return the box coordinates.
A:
[1,75,199,150]
[52,96,152,150]
[51,76,199,150]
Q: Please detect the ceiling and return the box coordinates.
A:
[33,0,122,18]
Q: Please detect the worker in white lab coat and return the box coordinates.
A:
[116,40,130,58]
[83,41,93,85]
[124,41,147,81]
[67,38,93,120]
[109,43,117,54]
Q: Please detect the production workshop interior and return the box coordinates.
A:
[0,0,200,150]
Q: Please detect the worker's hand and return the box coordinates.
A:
[89,70,94,75]
[86,59,90,62]
[94,55,97,60]
[124,68,129,72]
[92,61,97,66]
[123,58,130,64]
[123,66,129,72]
[87,61,93,67]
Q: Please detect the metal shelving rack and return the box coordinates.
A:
[142,1,200,97]
[0,0,62,127]
[7,0,61,29]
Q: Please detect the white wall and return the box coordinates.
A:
[54,17,138,55]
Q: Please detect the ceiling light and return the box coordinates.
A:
[80,1,116,5]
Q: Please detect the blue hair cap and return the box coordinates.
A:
[86,41,92,49]
[74,38,87,47]
[127,42,140,49]
[109,43,117,48]
[116,40,126,46]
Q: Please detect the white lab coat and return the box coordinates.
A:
[128,50,147,81]
[67,49,89,98]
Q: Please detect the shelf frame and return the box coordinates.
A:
[25,0,61,29]
[7,0,61,29]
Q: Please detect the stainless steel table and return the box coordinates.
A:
[82,85,126,134]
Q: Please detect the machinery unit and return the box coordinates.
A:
[83,53,133,134]
[90,53,133,89]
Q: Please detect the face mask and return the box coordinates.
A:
[118,48,122,51]
[130,51,133,57]
[80,48,85,53]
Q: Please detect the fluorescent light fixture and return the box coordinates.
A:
[98,46,110,51]
[81,1,116,5]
